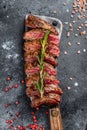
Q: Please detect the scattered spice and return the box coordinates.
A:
[7,76,11,81]
[72,20,76,24]
[6,119,13,124]
[78,26,82,29]
[75,34,78,37]
[5,87,9,92]
[9,85,13,89]
[31,111,35,115]
[71,15,74,18]
[64,22,68,25]
[5,103,9,108]
[21,80,25,84]
[15,101,19,105]
[83,48,86,52]
[63,2,66,6]
[14,83,19,88]
[67,86,71,90]
[46,111,49,115]
[77,42,80,45]
[64,51,68,55]
[74,82,79,87]
[53,10,57,13]
[69,23,73,28]
[77,50,81,54]
[70,77,73,80]
[9,125,13,129]
[84,23,87,27]
[66,9,69,12]
[16,112,20,117]
[67,32,70,37]
[79,30,86,35]
[68,42,72,46]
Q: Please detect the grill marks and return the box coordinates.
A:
[23,15,63,108]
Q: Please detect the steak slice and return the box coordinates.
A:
[44,76,60,85]
[24,52,57,66]
[44,63,57,76]
[25,63,40,76]
[26,87,40,98]
[46,46,60,57]
[26,14,58,35]
[44,54,57,67]
[24,40,41,52]
[44,84,63,95]
[23,29,44,40]
[31,96,60,108]
[25,74,39,87]
[48,34,60,46]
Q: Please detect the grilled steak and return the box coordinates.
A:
[24,14,63,108]
[25,14,58,35]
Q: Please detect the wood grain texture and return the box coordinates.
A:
[49,107,64,130]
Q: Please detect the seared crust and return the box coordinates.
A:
[26,14,58,35]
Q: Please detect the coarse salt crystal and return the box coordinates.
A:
[68,42,72,46]
[53,10,57,13]
[70,77,73,80]
[83,49,86,52]
[67,32,70,37]
[63,2,66,6]
[67,86,71,90]
[64,51,68,55]
[69,23,73,28]
[77,42,80,45]
[74,82,79,87]
[64,22,68,24]
[66,9,69,12]
[75,34,78,37]
[72,21,76,24]
[77,50,81,54]
[71,15,74,18]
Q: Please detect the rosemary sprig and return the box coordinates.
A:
[36,30,50,98]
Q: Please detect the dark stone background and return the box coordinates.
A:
[0,0,87,130]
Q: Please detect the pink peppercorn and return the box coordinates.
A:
[21,80,25,84]
[14,128,17,130]
[31,111,35,115]
[14,83,19,88]
[7,76,11,81]
[15,101,19,105]
[5,103,9,108]
[5,87,9,92]
[46,111,49,115]
[9,85,13,89]
[9,125,13,129]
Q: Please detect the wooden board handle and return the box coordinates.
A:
[49,106,64,130]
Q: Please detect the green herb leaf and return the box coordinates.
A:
[35,82,41,90]
[36,30,50,98]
